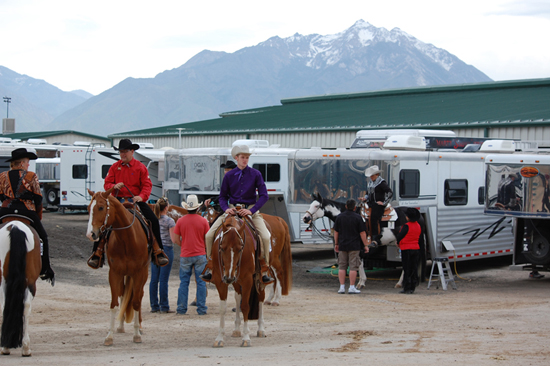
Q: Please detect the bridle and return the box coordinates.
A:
[93,193,137,237]
[305,200,324,223]
[216,217,246,284]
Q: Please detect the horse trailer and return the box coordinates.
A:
[58,144,165,212]
[485,151,550,273]
[162,131,519,270]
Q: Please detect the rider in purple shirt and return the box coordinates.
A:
[201,145,274,284]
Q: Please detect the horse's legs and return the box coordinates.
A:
[214,299,227,348]
[0,285,7,355]
[132,311,142,343]
[240,287,252,347]
[104,307,118,346]
[264,282,274,305]
[21,290,33,356]
[257,302,266,338]
[132,270,147,343]
[395,270,404,288]
[232,292,242,337]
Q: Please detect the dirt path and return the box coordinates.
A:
[1,211,549,365]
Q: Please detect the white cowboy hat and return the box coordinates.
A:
[231,145,252,159]
[364,165,383,177]
[181,195,203,211]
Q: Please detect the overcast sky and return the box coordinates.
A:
[1,0,549,95]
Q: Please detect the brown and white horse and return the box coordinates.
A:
[200,204,292,306]
[0,219,41,356]
[211,215,266,347]
[86,189,150,346]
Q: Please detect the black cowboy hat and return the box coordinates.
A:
[405,207,420,222]
[6,147,38,162]
[114,139,140,151]
[220,160,237,169]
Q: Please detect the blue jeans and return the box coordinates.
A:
[177,255,208,315]
[149,246,174,312]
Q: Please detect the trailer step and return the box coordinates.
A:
[427,257,457,291]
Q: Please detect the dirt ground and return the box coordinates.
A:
[1,210,549,365]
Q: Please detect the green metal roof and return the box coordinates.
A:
[1,130,109,141]
[110,78,550,138]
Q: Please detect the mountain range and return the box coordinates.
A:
[2,20,491,136]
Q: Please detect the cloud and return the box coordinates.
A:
[488,0,550,19]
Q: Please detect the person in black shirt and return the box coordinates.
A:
[361,165,393,247]
[334,199,369,294]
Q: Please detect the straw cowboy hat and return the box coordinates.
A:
[220,160,237,169]
[181,195,203,211]
[114,139,140,151]
[6,148,38,162]
[231,145,252,159]
[364,165,383,177]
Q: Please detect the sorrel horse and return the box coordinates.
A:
[0,219,41,357]
[86,188,150,346]
[200,204,292,306]
[211,215,266,347]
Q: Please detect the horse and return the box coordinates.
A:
[302,193,426,287]
[86,188,150,346]
[200,203,292,306]
[0,219,41,357]
[211,215,266,347]
[148,202,188,222]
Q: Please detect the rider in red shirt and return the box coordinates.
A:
[87,139,169,268]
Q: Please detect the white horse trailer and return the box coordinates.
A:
[163,133,516,269]
[59,145,165,212]
[485,151,550,273]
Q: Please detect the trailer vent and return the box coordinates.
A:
[383,135,427,151]
[479,140,515,153]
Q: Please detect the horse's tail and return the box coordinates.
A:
[1,225,29,349]
[117,276,135,324]
[248,285,260,320]
[279,218,293,296]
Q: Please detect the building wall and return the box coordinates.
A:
[120,126,550,151]
[37,133,109,146]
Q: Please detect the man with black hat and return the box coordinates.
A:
[87,139,169,268]
[395,207,422,294]
[0,147,55,284]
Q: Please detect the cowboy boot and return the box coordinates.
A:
[200,257,214,282]
[260,258,274,284]
[87,239,106,269]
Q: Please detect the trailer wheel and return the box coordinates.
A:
[46,188,60,206]
[525,231,550,265]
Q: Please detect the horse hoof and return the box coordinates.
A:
[241,340,251,347]
[133,335,142,343]
[395,283,402,288]
[264,301,271,305]
[104,338,114,346]
[213,341,224,348]
[257,330,266,338]
[232,330,241,337]
[22,352,32,357]
[271,302,280,306]
[116,327,125,333]
[1,348,10,355]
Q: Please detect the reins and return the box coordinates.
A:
[217,217,246,283]
[96,188,138,236]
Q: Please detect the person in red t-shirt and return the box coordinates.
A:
[396,208,422,294]
[173,195,210,315]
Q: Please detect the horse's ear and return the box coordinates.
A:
[87,189,95,196]
[315,192,322,201]
[103,187,114,198]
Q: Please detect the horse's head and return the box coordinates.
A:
[200,201,223,227]
[302,193,325,224]
[217,216,246,284]
[86,188,114,242]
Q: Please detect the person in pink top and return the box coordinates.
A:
[173,195,210,315]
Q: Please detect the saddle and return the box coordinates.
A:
[122,202,155,251]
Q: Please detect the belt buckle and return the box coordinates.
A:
[235,204,243,210]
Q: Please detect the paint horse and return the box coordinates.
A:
[86,189,150,346]
[211,215,266,347]
[0,219,41,357]
[200,202,292,306]
[302,193,426,286]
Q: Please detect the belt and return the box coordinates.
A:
[232,203,253,209]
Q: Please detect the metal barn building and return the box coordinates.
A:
[109,78,550,149]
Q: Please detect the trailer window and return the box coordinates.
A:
[72,165,88,179]
[478,186,484,205]
[445,179,468,206]
[253,163,280,182]
[399,169,420,198]
[102,165,110,179]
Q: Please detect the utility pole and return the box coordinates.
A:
[3,96,11,118]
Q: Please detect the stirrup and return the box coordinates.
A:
[153,250,169,267]
[261,273,275,284]
[200,268,213,282]
[87,251,104,269]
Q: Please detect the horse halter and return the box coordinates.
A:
[95,194,137,236]
[305,201,324,223]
